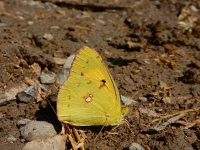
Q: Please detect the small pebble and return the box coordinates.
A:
[0,83,27,105]
[50,26,60,30]
[162,96,171,104]
[129,142,145,150]
[43,33,53,40]
[105,37,113,42]
[25,84,38,97]
[7,135,17,143]
[138,96,148,102]
[16,92,35,103]
[190,5,198,12]
[16,84,39,103]
[120,95,138,106]
[53,57,66,65]
[19,120,57,141]
[40,71,56,84]
[21,139,26,142]
[27,21,34,25]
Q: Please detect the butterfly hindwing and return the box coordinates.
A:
[57,47,122,126]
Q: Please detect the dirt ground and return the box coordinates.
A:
[0,0,200,150]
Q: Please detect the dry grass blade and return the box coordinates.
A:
[152,113,185,131]
[72,127,85,150]
[152,108,200,123]
[177,118,200,129]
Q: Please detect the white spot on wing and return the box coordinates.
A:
[85,94,93,102]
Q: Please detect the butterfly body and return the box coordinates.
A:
[57,47,126,126]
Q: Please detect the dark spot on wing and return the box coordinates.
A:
[99,79,106,88]
[87,81,92,84]
[81,72,84,76]
[67,103,70,107]
[101,79,106,84]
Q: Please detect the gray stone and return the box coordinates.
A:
[16,84,39,103]
[22,134,67,150]
[17,92,35,103]
[19,120,57,141]
[17,119,31,127]
[40,71,56,84]
[0,83,27,105]
[120,95,138,106]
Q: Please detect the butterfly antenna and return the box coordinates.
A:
[90,125,106,150]
[46,99,57,116]
[91,118,109,148]
[104,119,133,137]
[96,125,106,140]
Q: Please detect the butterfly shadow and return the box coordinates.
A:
[35,95,62,133]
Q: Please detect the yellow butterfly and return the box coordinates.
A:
[57,47,128,126]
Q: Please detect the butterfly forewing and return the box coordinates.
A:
[57,47,122,126]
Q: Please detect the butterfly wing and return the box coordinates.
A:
[57,47,123,126]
